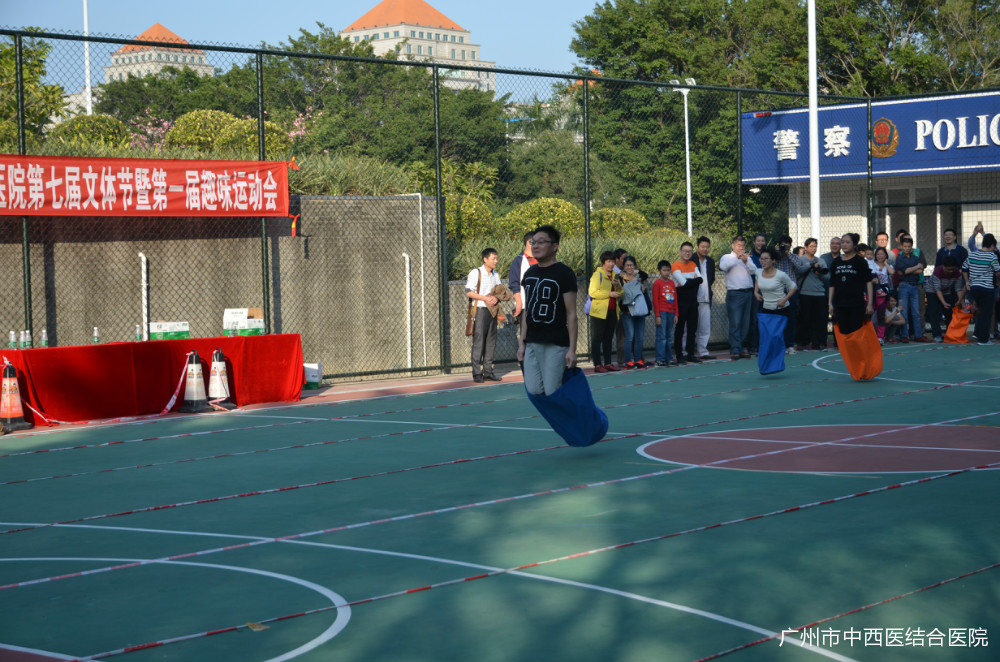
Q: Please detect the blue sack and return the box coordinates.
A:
[757,312,787,375]
[525,367,609,447]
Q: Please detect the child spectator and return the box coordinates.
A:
[652,260,678,366]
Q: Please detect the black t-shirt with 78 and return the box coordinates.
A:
[522,262,578,347]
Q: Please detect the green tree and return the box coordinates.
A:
[927,0,1000,91]
[98,62,264,122]
[816,0,944,96]
[503,129,589,204]
[0,34,66,151]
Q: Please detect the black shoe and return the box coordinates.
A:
[687,355,701,363]
[473,375,485,383]
[676,357,687,365]
[484,373,502,382]
[655,361,670,367]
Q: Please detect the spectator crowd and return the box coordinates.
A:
[464,223,1000,381]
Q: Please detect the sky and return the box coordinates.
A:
[2,0,598,77]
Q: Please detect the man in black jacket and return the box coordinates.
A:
[683,236,715,359]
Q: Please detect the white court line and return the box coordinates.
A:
[232,414,460,427]
[680,433,1000,454]
[811,349,1000,388]
[0,522,857,662]
[0,643,76,660]
[0,556,350,662]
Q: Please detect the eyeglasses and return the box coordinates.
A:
[529,239,552,247]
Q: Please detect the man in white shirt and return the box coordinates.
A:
[719,236,755,360]
[465,248,502,382]
[683,236,715,359]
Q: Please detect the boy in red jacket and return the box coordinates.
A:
[652,260,679,366]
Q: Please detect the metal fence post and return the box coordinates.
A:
[866,98,875,241]
[15,34,32,337]
[582,75,592,357]
[433,65,450,373]
[736,91,743,237]
[256,51,271,334]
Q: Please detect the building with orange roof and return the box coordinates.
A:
[341,0,495,93]
[103,23,213,84]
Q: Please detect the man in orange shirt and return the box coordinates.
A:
[672,242,703,364]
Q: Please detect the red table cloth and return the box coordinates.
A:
[4,334,303,425]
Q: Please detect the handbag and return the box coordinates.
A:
[629,284,649,317]
[622,278,643,306]
[584,271,602,316]
[465,268,480,336]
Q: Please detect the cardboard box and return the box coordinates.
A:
[223,308,266,335]
[236,318,265,336]
[149,321,190,340]
[303,362,323,389]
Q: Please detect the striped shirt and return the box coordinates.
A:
[962,249,1000,289]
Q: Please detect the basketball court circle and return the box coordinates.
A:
[638,424,1000,473]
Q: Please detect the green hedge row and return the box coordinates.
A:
[449,228,732,280]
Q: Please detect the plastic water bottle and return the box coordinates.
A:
[40,329,48,348]
[93,326,100,344]
[19,330,25,348]
[25,330,32,348]
[8,331,15,349]
[135,324,142,342]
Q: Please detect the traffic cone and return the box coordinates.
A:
[207,348,237,410]
[177,351,214,414]
[1,363,33,433]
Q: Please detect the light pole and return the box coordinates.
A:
[83,0,92,114]
[670,78,696,236]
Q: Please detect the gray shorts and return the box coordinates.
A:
[523,343,569,396]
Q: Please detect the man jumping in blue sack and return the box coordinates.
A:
[517,224,578,395]
[518,224,607,447]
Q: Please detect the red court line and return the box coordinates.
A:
[5,406,996,596]
[0,368,753,458]
[2,343,959,445]
[68,457,1000,661]
[1,383,793,487]
[691,561,1000,662]
[2,349,971,461]
[5,376,996,539]
[0,376,948,534]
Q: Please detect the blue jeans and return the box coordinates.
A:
[899,282,922,338]
[621,313,646,362]
[725,288,753,354]
[655,312,675,363]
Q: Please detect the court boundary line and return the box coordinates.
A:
[58,452,1000,661]
[691,560,1000,662]
[811,348,1000,388]
[0,556,350,662]
[1,522,857,662]
[4,406,997,593]
[638,412,1000,475]
[1,348,975,462]
[5,342,954,442]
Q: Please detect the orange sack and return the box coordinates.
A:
[943,308,972,344]
[833,322,883,381]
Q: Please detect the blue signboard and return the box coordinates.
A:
[742,91,1000,184]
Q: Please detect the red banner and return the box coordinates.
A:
[0,154,294,217]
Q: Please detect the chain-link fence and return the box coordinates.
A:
[3,27,997,379]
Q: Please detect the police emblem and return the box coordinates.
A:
[871,117,898,158]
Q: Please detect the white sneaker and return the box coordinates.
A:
[786,347,798,355]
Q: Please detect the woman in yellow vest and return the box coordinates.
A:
[588,250,623,372]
